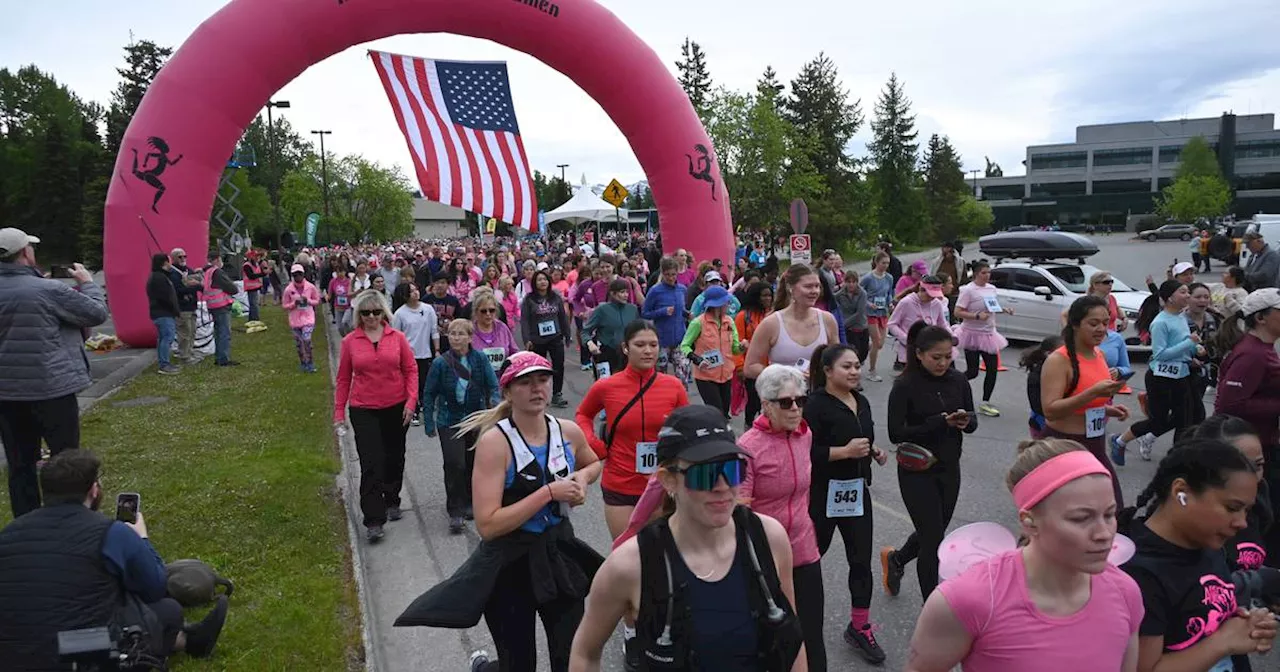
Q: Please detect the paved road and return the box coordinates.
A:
[336,236,1275,672]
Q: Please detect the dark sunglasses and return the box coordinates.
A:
[359,309,382,317]
[478,307,498,314]
[769,395,808,410]
[1095,279,1114,285]
[669,457,748,491]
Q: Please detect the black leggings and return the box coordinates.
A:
[531,340,566,396]
[792,561,826,672]
[743,377,762,427]
[963,349,999,402]
[812,488,876,610]
[896,463,961,600]
[695,379,732,417]
[349,403,408,527]
[849,329,870,368]
[1130,371,1197,444]
[415,358,432,415]
[146,597,186,655]
[478,554,585,672]
[438,428,476,518]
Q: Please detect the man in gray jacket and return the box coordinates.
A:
[0,228,109,517]
[1243,231,1280,290]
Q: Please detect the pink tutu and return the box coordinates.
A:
[955,323,1008,354]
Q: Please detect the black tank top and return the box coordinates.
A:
[669,545,759,671]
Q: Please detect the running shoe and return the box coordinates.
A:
[880,547,903,597]
[366,524,385,543]
[469,650,491,672]
[551,395,569,408]
[1137,434,1155,461]
[866,372,883,383]
[580,363,592,371]
[159,365,181,375]
[978,403,1000,417]
[844,622,887,665]
[411,414,421,427]
[449,516,465,534]
[387,506,403,522]
[1109,435,1126,467]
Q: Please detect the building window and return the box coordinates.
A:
[1159,145,1182,163]
[980,184,1025,200]
[1092,178,1152,194]
[1237,172,1280,190]
[1029,182,1086,198]
[1092,147,1153,167]
[1029,151,1087,171]
[1236,140,1280,160]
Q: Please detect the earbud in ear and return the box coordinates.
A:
[1021,517,1033,527]
[1178,492,1188,506]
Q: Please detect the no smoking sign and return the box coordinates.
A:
[789,234,812,265]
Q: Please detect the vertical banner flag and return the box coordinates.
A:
[369,50,538,231]
[537,210,546,237]
[305,212,319,246]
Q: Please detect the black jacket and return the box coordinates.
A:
[0,504,122,671]
[804,389,876,500]
[167,265,200,313]
[887,367,976,467]
[147,270,180,319]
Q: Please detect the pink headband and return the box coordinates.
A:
[1012,451,1111,511]
[498,351,554,388]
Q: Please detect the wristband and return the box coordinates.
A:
[545,484,553,503]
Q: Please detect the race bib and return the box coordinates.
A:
[336,295,349,307]
[1085,406,1108,439]
[538,320,558,337]
[595,361,612,379]
[295,298,309,309]
[871,296,887,310]
[701,349,723,368]
[826,478,865,518]
[1153,361,1186,378]
[483,347,506,369]
[982,295,1002,313]
[635,441,659,474]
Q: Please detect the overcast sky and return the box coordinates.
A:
[5,0,1280,189]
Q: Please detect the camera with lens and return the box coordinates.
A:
[57,626,160,671]
[1231,567,1280,609]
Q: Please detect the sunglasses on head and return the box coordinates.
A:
[769,395,808,410]
[359,309,382,317]
[669,456,748,491]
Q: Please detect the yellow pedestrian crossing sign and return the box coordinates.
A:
[603,179,629,208]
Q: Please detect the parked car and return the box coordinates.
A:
[1143,224,1197,241]
[989,261,1150,351]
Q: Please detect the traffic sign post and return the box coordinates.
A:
[790,234,812,266]
[602,178,630,258]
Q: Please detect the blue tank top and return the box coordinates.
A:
[670,545,759,671]
[503,439,576,534]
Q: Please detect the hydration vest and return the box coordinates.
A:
[633,506,803,671]
[203,266,233,310]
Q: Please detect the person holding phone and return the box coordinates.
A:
[882,323,977,601]
[281,264,321,373]
[1039,296,1128,505]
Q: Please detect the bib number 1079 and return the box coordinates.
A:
[636,441,659,474]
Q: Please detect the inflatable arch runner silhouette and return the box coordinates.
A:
[104,0,733,346]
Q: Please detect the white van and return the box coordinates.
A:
[1238,214,1280,268]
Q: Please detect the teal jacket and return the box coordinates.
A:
[422,349,500,435]
[583,300,639,349]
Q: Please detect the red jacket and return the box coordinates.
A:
[334,326,418,423]
[575,366,688,496]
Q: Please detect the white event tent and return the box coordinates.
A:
[544,183,629,226]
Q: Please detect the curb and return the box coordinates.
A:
[77,348,157,413]
[323,314,381,672]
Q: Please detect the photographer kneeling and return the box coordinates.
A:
[0,450,228,669]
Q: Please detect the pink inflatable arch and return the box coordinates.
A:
[104,0,732,346]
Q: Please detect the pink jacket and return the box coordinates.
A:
[886,293,953,362]
[281,280,321,329]
[738,415,820,566]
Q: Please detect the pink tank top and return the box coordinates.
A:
[768,311,828,367]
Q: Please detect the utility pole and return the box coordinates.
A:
[969,169,982,197]
[265,100,291,247]
[311,130,332,244]
[556,163,569,184]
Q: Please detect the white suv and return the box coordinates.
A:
[989,261,1150,351]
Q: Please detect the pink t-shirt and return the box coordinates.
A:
[938,550,1143,671]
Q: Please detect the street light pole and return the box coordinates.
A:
[311,130,332,244]
[265,100,291,247]
[969,169,982,197]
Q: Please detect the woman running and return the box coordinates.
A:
[575,320,688,539]
[568,406,806,672]
[398,351,603,672]
[735,282,774,426]
[583,279,640,377]
[421,319,500,533]
[521,269,572,407]
[740,364,825,671]
[1041,296,1128,504]
[803,344,888,664]
[1112,281,1205,461]
[886,276,952,370]
[1192,415,1270,575]
[1185,282,1221,427]
[744,264,839,379]
[860,253,895,383]
[882,323,977,600]
[682,286,741,418]
[954,260,1011,417]
[334,291,418,543]
[905,439,1143,672]
[1120,440,1276,672]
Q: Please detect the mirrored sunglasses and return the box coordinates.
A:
[669,457,747,491]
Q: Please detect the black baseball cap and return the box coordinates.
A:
[656,406,746,464]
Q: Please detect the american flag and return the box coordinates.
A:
[370,51,537,231]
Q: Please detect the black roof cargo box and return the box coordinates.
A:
[978,231,1099,261]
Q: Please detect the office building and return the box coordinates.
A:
[411,198,467,239]
[976,113,1280,229]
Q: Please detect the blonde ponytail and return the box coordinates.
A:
[454,399,512,441]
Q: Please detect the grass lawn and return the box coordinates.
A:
[0,305,362,671]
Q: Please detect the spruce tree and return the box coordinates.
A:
[922,134,969,242]
[783,53,861,178]
[675,38,712,119]
[105,40,173,158]
[869,72,925,243]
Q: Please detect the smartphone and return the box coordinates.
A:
[49,264,72,279]
[1116,370,1136,382]
[115,493,140,524]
